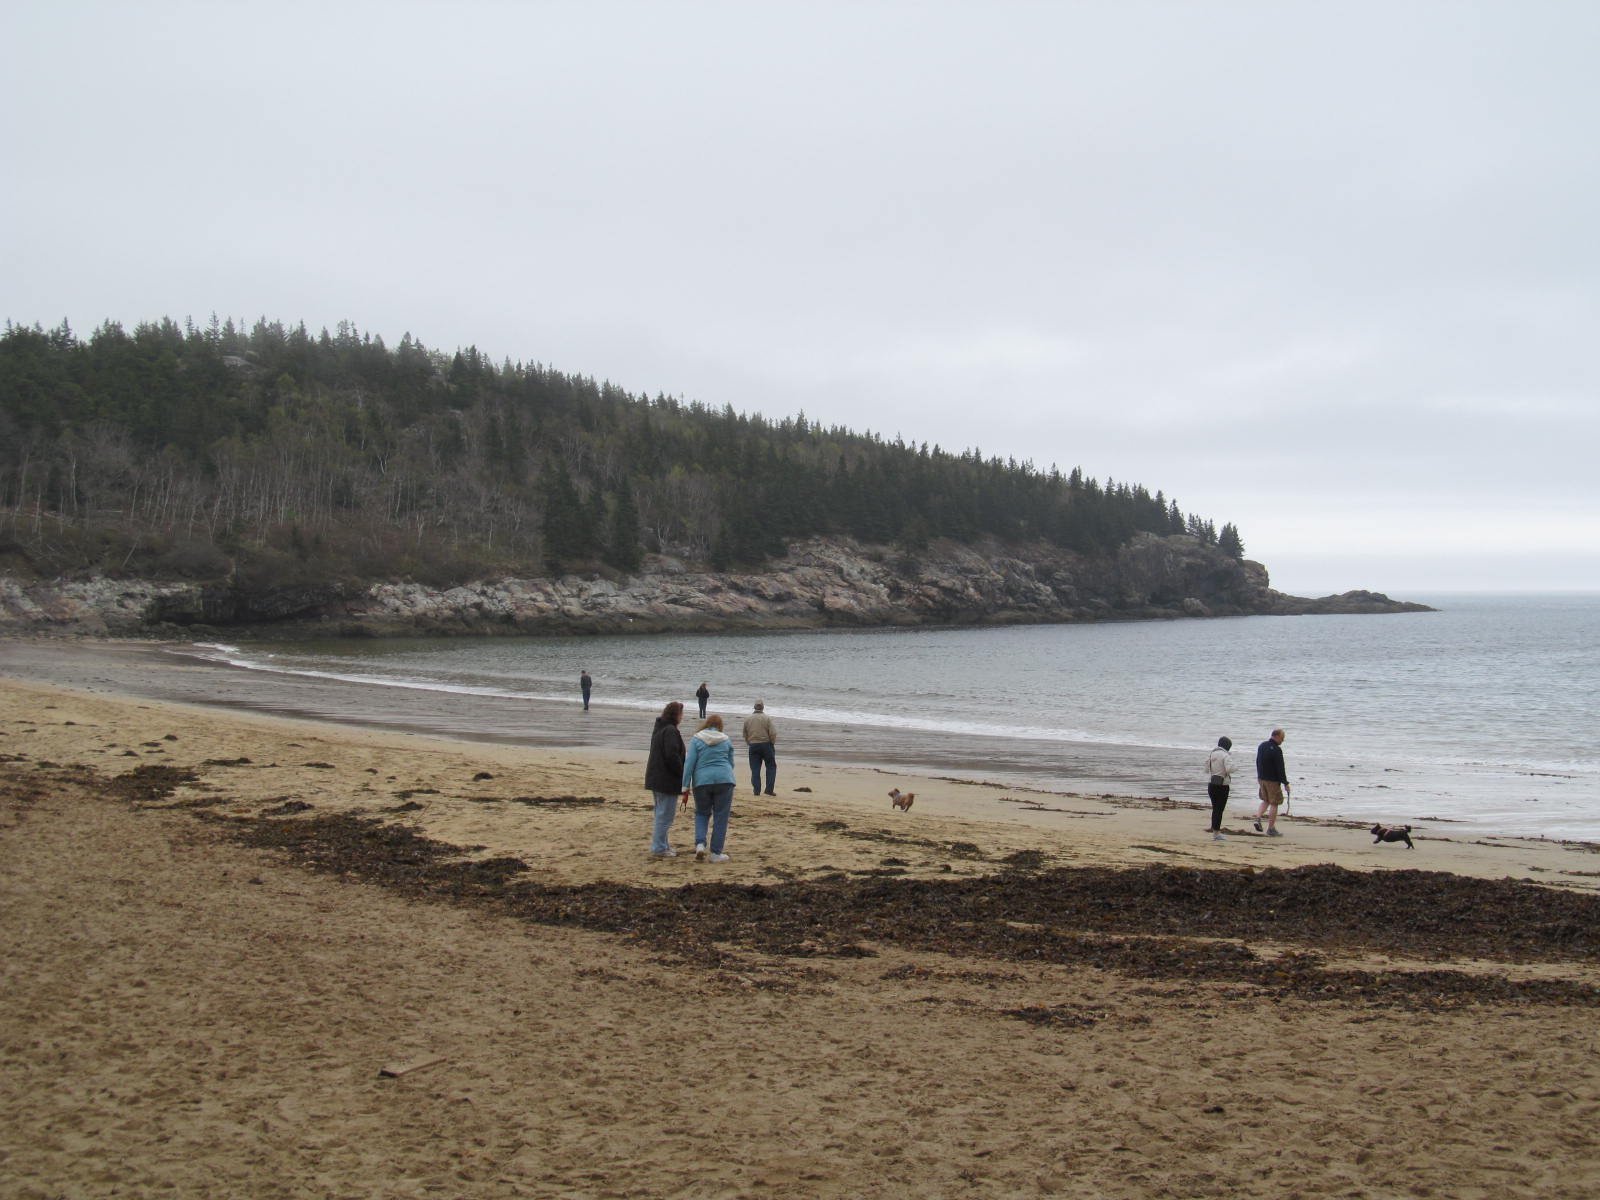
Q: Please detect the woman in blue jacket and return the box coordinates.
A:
[682,713,737,863]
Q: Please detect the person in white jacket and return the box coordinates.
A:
[1205,736,1233,841]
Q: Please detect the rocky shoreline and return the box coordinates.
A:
[0,532,1431,639]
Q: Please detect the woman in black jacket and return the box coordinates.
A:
[645,701,687,858]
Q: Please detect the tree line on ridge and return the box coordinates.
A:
[0,317,1245,587]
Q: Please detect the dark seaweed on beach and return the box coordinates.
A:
[811,819,987,860]
[1004,1005,1116,1029]
[1002,849,1049,869]
[105,764,200,805]
[234,813,520,891]
[223,812,1600,1011]
[260,799,315,816]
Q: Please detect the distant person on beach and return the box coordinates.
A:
[1205,736,1233,841]
[579,670,592,711]
[743,701,777,796]
[695,682,710,719]
[1255,728,1288,837]
[682,714,737,862]
[644,701,687,858]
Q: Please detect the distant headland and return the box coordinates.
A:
[1,533,1431,639]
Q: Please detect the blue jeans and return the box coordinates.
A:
[650,790,679,853]
[748,742,776,794]
[692,783,734,854]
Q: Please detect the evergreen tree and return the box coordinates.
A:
[1218,523,1245,558]
[606,485,643,571]
[541,462,594,572]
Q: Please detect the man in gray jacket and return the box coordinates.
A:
[743,701,777,796]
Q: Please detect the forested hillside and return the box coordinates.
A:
[0,317,1244,586]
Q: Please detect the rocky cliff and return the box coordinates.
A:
[0,533,1431,638]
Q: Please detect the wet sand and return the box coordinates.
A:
[0,637,1221,799]
[4,658,1600,1197]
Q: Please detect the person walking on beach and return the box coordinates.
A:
[743,701,777,796]
[695,682,710,720]
[579,670,592,711]
[683,714,737,862]
[644,701,687,858]
[1206,736,1233,841]
[1255,728,1289,837]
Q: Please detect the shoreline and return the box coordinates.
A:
[2,648,1595,891]
[5,632,1597,845]
[0,539,1435,645]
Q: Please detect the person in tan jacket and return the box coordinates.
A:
[743,701,777,795]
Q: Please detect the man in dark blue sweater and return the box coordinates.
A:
[1254,728,1288,837]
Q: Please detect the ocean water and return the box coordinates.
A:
[187,593,1600,839]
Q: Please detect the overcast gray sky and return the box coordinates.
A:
[4,0,1596,595]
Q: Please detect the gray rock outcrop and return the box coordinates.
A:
[0,533,1431,639]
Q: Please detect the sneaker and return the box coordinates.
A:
[695,843,707,861]
[1253,818,1263,832]
[650,847,677,859]
[763,790,776,796]
[709,852,730,863]
[1267,827,1283,837]
[1212,833,1227,841]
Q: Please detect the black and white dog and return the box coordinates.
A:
[1370,823,1415,849]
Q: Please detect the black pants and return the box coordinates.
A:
[1207,782,1229,831]
[748,742,776,794]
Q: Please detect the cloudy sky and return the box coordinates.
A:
[4,1,1596,595]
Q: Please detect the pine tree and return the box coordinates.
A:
[1218,523,1245,558]
[606,485,643,572]
[541,461,593,572]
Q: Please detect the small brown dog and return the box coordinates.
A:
[1370,823,1415,849]
[888,788,915,812]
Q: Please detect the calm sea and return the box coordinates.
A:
[188,594,1600,840]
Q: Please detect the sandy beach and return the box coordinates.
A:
[4,660,1600,1198]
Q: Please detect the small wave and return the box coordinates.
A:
[183,644,664,713]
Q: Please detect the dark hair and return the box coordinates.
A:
[660,701,684,723]
[1218,736,1232,750]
